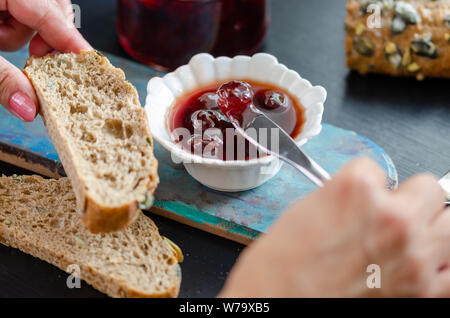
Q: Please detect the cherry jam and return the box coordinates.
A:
[217,80,254,123]
[170,80,305,161]
[117,0,269,71]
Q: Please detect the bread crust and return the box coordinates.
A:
[24,51,159,233]
[346,0,450,79]
[0,234,179,298]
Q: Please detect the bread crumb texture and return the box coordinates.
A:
[0,175,180,298]
[24,51,159,233]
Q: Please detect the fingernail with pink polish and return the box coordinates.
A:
[9,92,37,122]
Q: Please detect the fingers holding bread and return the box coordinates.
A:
[0,55,38,121]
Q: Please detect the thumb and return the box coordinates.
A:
[0,56,38,121]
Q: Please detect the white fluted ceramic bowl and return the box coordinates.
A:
[145,53,326,192]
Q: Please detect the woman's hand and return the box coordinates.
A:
[0,0,91,121]
[220,158,449,297]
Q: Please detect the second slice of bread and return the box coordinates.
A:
[0,175,181,298]
[24,51,158,233]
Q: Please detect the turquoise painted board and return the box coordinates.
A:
[0,48,397,244]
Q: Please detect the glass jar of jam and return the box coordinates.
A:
[117,0,269,71]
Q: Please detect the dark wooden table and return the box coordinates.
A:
[0,0,449,298]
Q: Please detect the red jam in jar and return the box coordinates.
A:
[117,0,269,71]
[169,80,305,161]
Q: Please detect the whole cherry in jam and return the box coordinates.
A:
[186,131,224,159]
[217,80,254,121]
[193,92,218,110]
[255,89,288,110]
[184,109,232,133]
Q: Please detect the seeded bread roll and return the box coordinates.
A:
[346,0,450,80]
[0,175,182,298]
[24,51,159,233]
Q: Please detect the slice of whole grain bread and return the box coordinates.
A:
[0,175,182,298]
[24,51,158,233]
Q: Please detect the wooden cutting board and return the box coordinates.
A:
[0,48,397,245]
